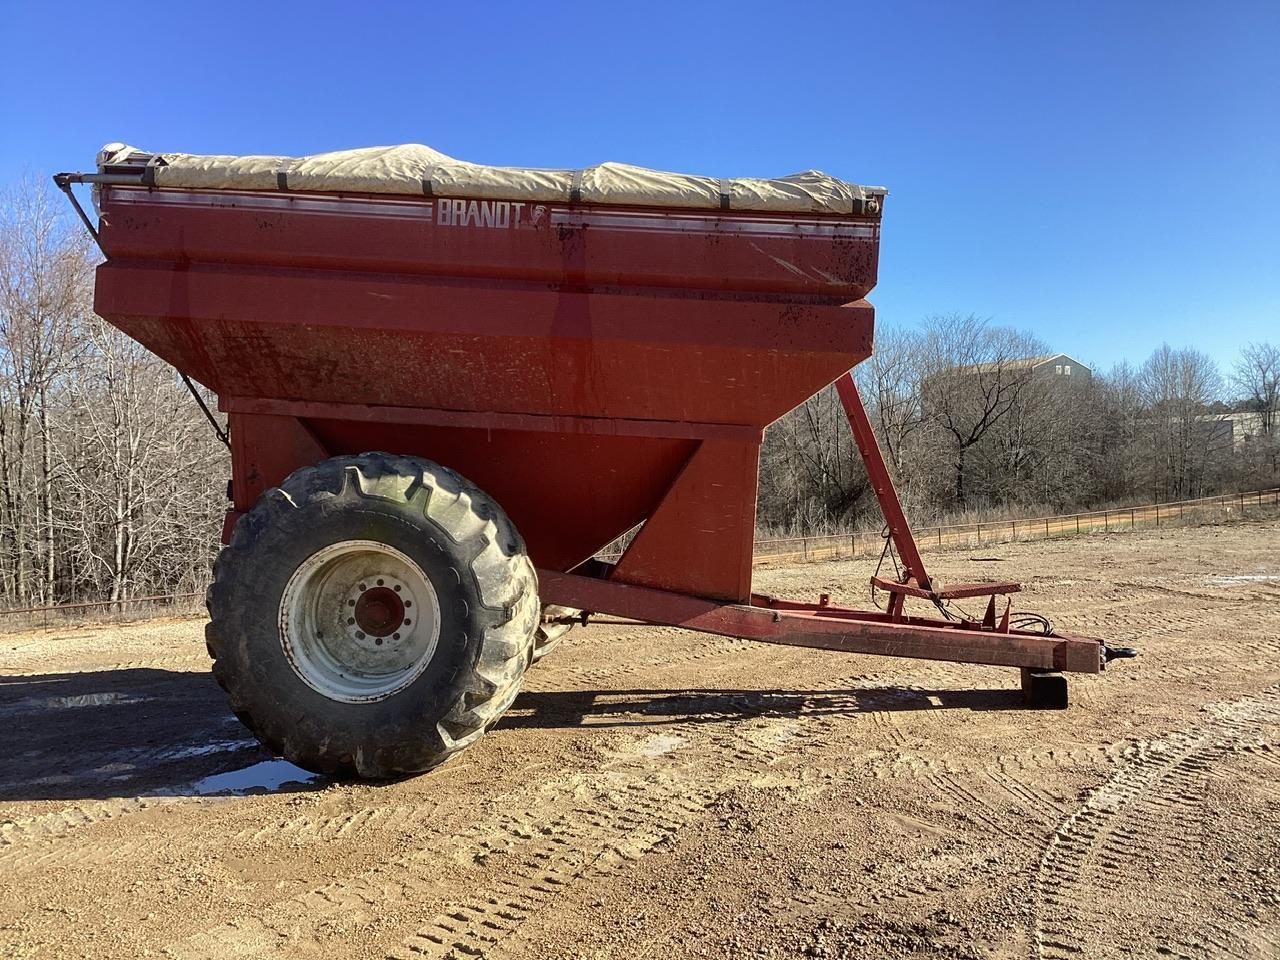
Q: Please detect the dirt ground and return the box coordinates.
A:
[2,519,1278,960]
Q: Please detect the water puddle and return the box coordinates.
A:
[190,759,322,796]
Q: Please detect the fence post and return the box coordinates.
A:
[1156,503,1160,527]
[1045,518,1050,537]
[1131,507,1135,527]
[976,521,981,544]
[1076,514,1080,534]
[1104,511,1109,532]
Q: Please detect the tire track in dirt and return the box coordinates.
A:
[184,673,988,959]
[710,712,1107,931]
[233,801,439,846]
[0,609,1018,878]
[0,614,1017,875]
[853,680,1083,853]
[1,796,170,861]
[161,680,869,960]
[1031,688,1280,960]
[722,689,1276,942]
[386,779,717,960]
[383,699,852,960]
[0,630,747,874]
[161,759,717,957]
[0,725,261,872]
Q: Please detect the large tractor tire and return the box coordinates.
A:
[531,605,576,664]
[206,453,540,779]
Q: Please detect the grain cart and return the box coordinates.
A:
[55,143,1131,779]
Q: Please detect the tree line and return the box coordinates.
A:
[759,313,1279,533]
[1,177,1276,607]
[0,178,226,608]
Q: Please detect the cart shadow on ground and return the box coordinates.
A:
[0,667,294,804]
[501,685,1023,731]
[0,666,1022,803]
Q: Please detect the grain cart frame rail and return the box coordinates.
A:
[57,148,1126,778]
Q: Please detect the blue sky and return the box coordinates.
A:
[2,0,1276,375]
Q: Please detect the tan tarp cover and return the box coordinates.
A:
[98,142,881,214]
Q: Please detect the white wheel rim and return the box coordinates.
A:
[279,540,442,703]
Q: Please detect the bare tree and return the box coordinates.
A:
[1234,341,1280,436]
[1091,361,1145,502]
[759,385,868,532]
[857,324,924,478]
[0,176,226,608]
[973,365,1097,509]
[55,310,227,602]
[1139,344,1225,499]
[1233,342,1279,477]
[918,314,1047,508]
[0,176,94,603]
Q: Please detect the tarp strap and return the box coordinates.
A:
[718,179,731,211]
[570,169,583,204]
[276,159,297,191]
[141,158,159,187]
[421,178,434,197]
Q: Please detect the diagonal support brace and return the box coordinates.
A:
[834,372,933,592]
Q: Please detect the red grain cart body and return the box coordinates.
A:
[94,185,877,598]
[58,152,1122,779]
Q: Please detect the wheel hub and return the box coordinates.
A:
[354,586,405,637]
[279,540,441,703]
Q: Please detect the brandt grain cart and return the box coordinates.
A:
[56,143,1130,778]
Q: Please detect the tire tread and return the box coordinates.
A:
[206,452,537,778]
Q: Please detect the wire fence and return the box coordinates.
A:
[1,487,1277,632]
[752,486,1280,564]
[0,591,204,634]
